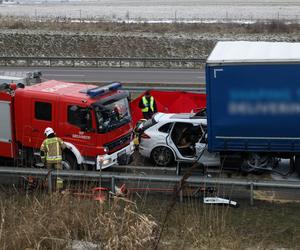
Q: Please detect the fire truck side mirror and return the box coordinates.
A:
[80,110,94,132]
[127,93,131,102]
[17,83,25,89]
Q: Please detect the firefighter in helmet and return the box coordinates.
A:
[40,127,67,191]
[139,90,157,120]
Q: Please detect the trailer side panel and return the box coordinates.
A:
[206,63,300,153]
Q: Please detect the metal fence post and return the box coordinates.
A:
[250,182,254,206]
[111,176,115,193]
[179,189,183,203]
[48,171,52,194]
[176,162,181,176]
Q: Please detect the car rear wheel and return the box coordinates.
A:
[151,146,174,166]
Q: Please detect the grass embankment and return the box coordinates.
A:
[0,189,299,250]
[1,17,299,59]
[144,196,300,249]
[0,16,299,34]
[0,191,157,249]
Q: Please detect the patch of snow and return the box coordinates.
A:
[1,0,300,23]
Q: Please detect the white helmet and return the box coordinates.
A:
[44,127,54,137]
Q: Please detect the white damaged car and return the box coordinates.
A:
[138,111,220,167]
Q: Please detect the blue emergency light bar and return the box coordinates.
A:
[86,82,122,98]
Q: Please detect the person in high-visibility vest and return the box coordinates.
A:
[138,90,157,119]
[40,127,67,191]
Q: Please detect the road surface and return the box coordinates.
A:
[0,67,205,85]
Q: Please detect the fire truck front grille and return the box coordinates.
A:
[104,133,131,152]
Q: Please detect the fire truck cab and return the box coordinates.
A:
[0,80,134,170]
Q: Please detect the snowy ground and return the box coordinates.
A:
[1,0,300,22]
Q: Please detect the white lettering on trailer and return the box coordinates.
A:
[42,84,75,93]
[228,102,300,115]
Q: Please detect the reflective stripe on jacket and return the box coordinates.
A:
[40,137,65,163]
[141,96,154,113]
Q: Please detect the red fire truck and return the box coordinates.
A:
[0,80,134,170]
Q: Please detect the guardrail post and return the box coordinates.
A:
[179,189,183,203]
[176,162,181,176]
[250,182,254,206]
[48,171,52,194]
[111,176,115,194]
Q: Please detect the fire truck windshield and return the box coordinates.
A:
[93,98,131,133]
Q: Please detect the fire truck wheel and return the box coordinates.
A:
[62,152,78,170]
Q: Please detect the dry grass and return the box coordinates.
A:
[147,196,300,250]
[0,187,299,250]
[0,16,299,34]
[0,17,299,59]
[0,191,157,250]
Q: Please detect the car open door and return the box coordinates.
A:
[195,125,220,167]
[166,122,200,162]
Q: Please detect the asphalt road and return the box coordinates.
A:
[0,67,205,85]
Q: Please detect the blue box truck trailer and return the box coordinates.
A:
[205,41,300,176]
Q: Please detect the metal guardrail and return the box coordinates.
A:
[0,56,206,69]
[122,86,206,93]
[1,167,299,204]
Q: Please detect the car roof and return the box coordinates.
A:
[154,112,206,124]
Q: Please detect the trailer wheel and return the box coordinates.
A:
[295,156,300,176]
[151,146,174,166]
[241,153,269,174]
[62,152,78,170]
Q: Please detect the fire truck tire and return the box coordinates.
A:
[62,152,78,170]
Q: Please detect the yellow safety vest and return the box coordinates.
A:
[142,96,154,113]
[40,137,64,163]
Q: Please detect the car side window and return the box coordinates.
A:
[158,123,173,133]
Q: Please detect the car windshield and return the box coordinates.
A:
[94,98,131,133]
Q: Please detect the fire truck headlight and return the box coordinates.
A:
[98,155,105,163]
[102,159,111,165]
[104,147,109,153]
[97,155,111,166]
